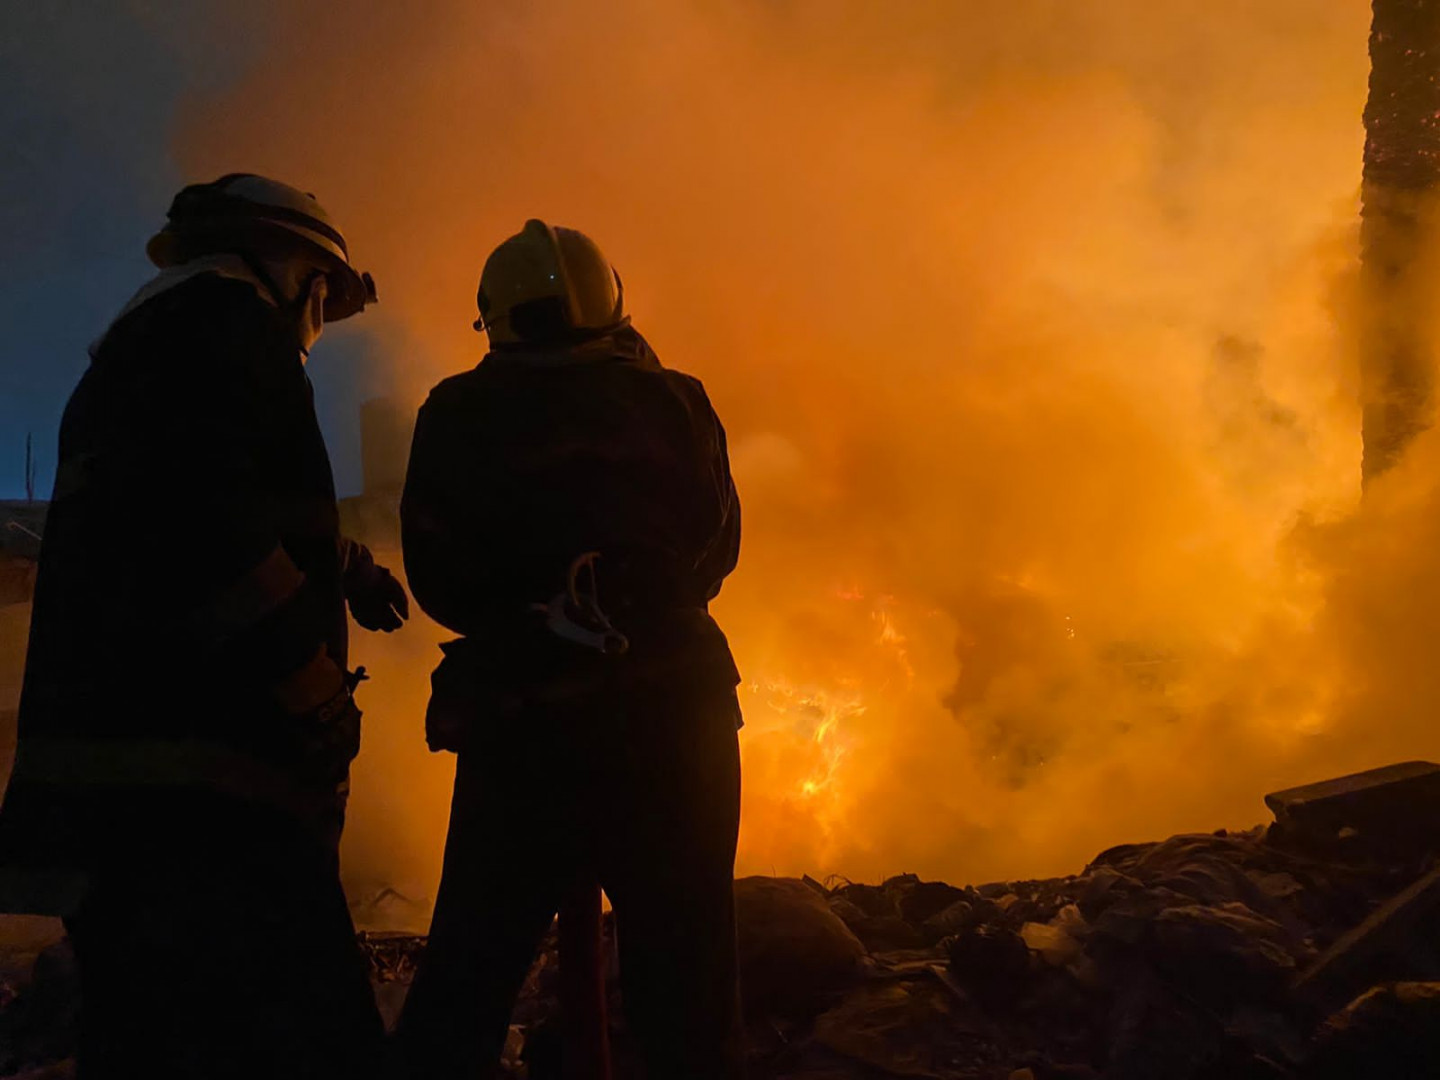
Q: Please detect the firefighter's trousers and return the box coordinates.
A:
[398,679,743,1079]
[65,805,384,1080]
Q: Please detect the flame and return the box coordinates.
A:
[743,596,917,824]
[751,677,860,802]
[168,0,1440,892]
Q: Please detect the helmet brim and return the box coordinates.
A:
[146,223,376,321]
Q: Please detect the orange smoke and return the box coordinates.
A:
[169,1,1440,898]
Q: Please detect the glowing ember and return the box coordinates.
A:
[174,1,1440,898]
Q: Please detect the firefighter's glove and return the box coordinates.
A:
[346,564,410,632]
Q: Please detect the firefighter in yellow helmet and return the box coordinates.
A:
[0,174,407,1078]
[398,221,744,1078]
[471,218,627,346]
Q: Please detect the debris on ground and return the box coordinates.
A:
[6,761,1440,1078]
[734,875,867,1017]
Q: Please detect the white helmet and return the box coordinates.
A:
[147,173,377,321]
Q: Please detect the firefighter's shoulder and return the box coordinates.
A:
[106,274,292,392]
[417,362,504,422]
[116,271,280,348]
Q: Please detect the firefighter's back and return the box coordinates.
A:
[11,273,349,863]
[2,174,390,1080]
[398,220,744,1080]
[25,275,338,730]
[412,333,733,617]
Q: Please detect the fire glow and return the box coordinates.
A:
[750,678,859,801]
[165,1,1440,898]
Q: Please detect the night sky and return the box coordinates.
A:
[1,3,379,499]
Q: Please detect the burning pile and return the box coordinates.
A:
[8,762,1440,1079]
[362,758,1440,1078]
[170,0,1404,897]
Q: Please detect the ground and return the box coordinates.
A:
[5,791,1440,1078]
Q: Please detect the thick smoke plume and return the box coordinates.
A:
[171,1,1440,895]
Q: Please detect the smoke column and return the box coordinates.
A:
[167,1,1440,897]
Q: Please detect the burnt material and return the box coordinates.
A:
[1265,760,1440,851]
[1293,864,1440,1015]
[14,766,1440,1078]
[1305,981,1440,1079]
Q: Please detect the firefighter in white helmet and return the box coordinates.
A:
[0,173,406,1078]
[398,220,743,1077]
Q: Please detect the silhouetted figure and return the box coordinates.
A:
[397,220,743,1078]
[0,174,408,1078]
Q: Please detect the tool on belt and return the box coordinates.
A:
[533,552,629,656]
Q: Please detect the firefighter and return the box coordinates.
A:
[397,220,743,1078]
[0,174,408,1078]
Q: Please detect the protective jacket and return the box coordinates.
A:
[0,259,370,908]
[401,326,740,748]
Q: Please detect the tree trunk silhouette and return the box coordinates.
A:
[1361,0,1440,483]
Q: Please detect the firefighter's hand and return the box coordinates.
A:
[347,565,410,632]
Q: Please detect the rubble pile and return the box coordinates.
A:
[6,762,1440,1078]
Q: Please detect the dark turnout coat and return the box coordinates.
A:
[397,325,745,1078]
[401,326,741,744]
[0,262,368,906]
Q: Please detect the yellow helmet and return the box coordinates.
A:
[475,219,626,347]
